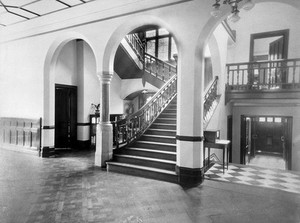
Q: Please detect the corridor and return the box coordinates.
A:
[0,149,299,223]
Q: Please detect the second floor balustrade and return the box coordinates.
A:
[226,58,300,91]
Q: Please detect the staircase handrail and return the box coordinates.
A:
[125,34,144,62]
[144,52,177,82]
[113,74,177,148]
[203,76,219,122]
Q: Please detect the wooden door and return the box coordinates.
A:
[227,115,233,163]
[255,119,283,155]
[269,37,284,60]
[269,37,287,85]
[55,85,77,149]
[240,115,247,165]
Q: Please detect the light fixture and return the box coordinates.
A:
[243,0,255,11]
[211,0,255,22]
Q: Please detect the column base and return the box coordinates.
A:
[41,146,55,158]
[176,166,204,187]
[95,122,113,167]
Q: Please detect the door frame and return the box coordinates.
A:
[249,29,289,62]
[240,115,293,170]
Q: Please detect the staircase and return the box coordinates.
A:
[107,34,221,183]
[107,98,178,183]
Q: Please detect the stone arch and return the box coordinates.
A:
[102,14,180,75]
[42,32,97,154]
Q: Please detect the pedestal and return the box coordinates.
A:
[95,122,113,167]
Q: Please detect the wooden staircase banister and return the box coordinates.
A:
[144,52,177,82]
[113,74,177,148]
[203,76,220,129]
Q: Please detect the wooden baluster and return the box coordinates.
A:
[227,65,230,90]
[293,60,296,89]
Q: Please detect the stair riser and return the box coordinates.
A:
[159,114,176,119]
[117,149,176,161]
[145,129,176,136]
[162,110,176,114]
[114,156,176,171]
[150,124,176,130]
[141,136,176,144]
[133,142,176,152]
[154,119,176,124]
[167,106,177,110]
[107,164,178,183]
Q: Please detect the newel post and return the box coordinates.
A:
[95,72,113,167]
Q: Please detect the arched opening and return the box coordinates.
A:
[43,33,98,157]
[110,24,178,117]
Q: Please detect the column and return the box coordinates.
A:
[176,46,205,186]
[95,71,113,167]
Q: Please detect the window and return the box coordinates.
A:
[144,27,177,62]
[158,38,169,61]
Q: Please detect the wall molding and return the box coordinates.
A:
[43,125,55,129]
[176,135,204,142]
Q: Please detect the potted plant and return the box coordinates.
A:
[91,103,100,115]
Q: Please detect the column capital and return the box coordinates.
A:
[97,71,113,84]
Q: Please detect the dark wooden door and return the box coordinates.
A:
[240,115,247,165]
[227,115,233,163]
[55,85,77,149]
[269,37,284,60]
[255,120,283,155]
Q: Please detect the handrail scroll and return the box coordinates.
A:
[113,75,177,149]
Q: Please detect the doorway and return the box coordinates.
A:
[240,115,292,170]
[55,84,77,149]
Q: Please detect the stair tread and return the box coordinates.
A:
[142,134,175,139]
[147,128,176,132]
[126,147,176,155]
[107,162,177,175]
[114,154,176,164]
[156,118,176,120]
[152,123,176,126]
[136,140,176,146]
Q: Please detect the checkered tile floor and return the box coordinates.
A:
[205,163,300,194]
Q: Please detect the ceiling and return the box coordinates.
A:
[0,0,95,27]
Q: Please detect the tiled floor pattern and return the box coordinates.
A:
[205,163,300,194]
[248,154,286,170]
[1,148,300,223]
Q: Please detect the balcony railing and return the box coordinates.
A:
[226,58,300,91]
[144,53,177,82]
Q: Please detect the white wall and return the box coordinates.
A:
[110,73,123,114]
[206,24,230,139]
[227,2,300,63]
[55,40,78,85]
[0,36,45,119]
[121,78,158,100]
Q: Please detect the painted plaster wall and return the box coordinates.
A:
[206,24,229,139]
[121,79,158,100]
[55,40,78,85]
[0,36,45,119]
[110,73,123,114]
[227,2,300,63]
[232,104,300,171]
